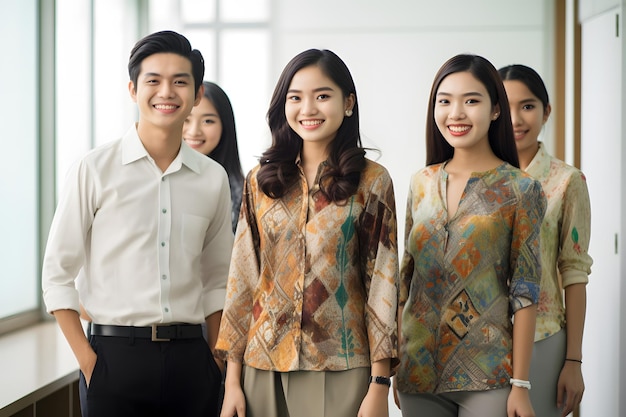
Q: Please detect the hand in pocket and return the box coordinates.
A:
[81,349,98,387]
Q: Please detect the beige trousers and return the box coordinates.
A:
[242,366,370,417]
[398,388,510,417]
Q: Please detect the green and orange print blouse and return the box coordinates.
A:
[397,162,546,394]
[215,159,399,372]
[526,143,592,341]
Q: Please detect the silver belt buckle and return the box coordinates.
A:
[151,324,170,341]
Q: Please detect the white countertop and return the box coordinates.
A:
[0,321,79,415]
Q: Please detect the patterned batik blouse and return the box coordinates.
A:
[526,143,592,341]
[215,159,399,372]
[397,162,546,394]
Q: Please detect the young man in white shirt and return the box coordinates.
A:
[42,30,233,416]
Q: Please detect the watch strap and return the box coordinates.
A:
[369,375,391,387]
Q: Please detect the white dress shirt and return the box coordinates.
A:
[42,125,234,326]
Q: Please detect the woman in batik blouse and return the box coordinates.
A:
[395,54,546,417]
[216,49,399,417]
[499,64,592,417]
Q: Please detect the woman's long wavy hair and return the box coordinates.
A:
[425,54,519,168]
[257,49,366,201]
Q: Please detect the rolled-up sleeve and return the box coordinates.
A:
[558,171,593,287]
[42,160,96,314]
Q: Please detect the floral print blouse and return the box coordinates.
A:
[397,162,546,394]
[215,159,399,372]
[526,143,592,341]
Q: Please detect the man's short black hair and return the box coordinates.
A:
[128,30,204,93]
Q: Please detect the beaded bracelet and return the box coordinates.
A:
[565,358,583,364]
[510,378,532,390]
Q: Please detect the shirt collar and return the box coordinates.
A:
[526,141,550,176]
[121,124,149,165]
[121,124,202,174]
[178,140,203,174]
[295,154,329,168]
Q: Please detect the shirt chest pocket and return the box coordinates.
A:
[181,214,210,256]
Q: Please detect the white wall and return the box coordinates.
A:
[579,1,624,415]
[579,0,621,17]
[271,1,555,415]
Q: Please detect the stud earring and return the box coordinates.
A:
[345,109,353,117]
[492,112,499,120]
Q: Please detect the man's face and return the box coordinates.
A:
[129,52,200,131]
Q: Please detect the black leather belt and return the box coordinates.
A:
[91,323,203,342]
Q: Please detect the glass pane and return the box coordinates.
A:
[149,0,182,31]
[0,0,38,318]
[93,0,139,147]
[219,29,271,173]
[220,0,269,22]
[56,0,92,195]
[181,0,216,24]
[183,29,216,82]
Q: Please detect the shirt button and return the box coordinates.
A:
[161,177,165,182]
[161,242,165,247]
[162,208,167,214]
[162,274,167,280]
[164,307,169,313]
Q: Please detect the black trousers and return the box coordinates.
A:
[82,332,221,417]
